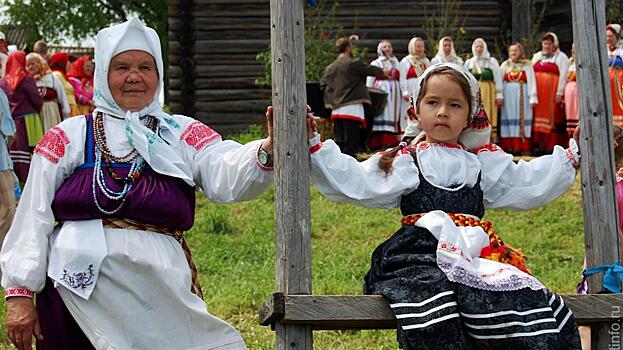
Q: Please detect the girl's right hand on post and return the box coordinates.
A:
[6,297,43,350]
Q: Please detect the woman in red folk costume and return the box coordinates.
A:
[0,51,43,182]
[48,52,81,117]
[530,32,569,154]
[367,39,403,150]
[399,37,430,131]
[67,55,95,115]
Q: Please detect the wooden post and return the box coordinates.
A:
[571,0,622,348]
[511,0,531,43]
[270,0,313,349]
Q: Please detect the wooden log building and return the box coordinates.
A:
[168,0,573,134]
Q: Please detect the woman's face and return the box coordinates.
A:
[607,29,616,47]
[25,58,39,76]
[414,40,425,56]
[107,50,159,112]
[509,45,521,61]
[443,39,452,55]
[474,41,484,56]
[541,39,554,55]
[83,60,95,77]
[381,41,393,56]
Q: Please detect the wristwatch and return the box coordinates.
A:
[258,146,273,168]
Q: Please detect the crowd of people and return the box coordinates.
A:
[322,25,623,158]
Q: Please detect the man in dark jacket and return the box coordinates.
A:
[321,37,385,156]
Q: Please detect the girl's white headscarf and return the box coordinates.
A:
[93,17,194,186]
[434,36,460,63]
[471,38,490,59]
[403,62,491,149]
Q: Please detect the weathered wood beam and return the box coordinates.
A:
[270,0,312,349]
[259,294,623,330]
[571,0,622,348]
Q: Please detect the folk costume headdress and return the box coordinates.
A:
[433,36,461,63]
[4,51,27,91]
[93,17,196,185]
[402,62,491,150]
[49,52,70,78]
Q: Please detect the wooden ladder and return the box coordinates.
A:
[263,1,623,349]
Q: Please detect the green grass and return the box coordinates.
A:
[0,170,587,349]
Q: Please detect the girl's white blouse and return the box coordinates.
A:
[309,133,578,211]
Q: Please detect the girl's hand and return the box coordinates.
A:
[7,297,43,350]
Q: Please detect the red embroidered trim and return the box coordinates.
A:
[34,126,70,163]
[5,288,34,299]
[416,142,465,151]
[472,143,503,154]
[309,142,322,154]
[180,121,221,150]
[565,148,580,169]
[330,114,366,129]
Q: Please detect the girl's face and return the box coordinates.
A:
[25,58,39,76]
[414,40,425,56]
[509,45,521,61]
[474,41,484,56]
[443,39,452,55]
[381,41,393,56]
[417,74,469,144]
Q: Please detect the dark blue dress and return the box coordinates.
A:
[364,151,581,349]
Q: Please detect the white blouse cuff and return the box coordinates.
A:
[566,138,580,169]
[309,133,322,153]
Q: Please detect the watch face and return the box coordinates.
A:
[259,151,269,165]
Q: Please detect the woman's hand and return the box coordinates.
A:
[573,126,581,150]
[496,98,503,106]
[7,297,43,350]
[307,112,318,140]
[260,106,274,155]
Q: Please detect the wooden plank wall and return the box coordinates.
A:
[169,0,507,135]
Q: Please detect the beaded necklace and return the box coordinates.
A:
[92,113,157,215]
[415,143,469,192]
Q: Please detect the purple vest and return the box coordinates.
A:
[52,114,195,231]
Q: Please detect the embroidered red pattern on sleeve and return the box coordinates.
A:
[34,126,70,163]
[180,121,221,150]
[5,288,34,299]
[472,143,502,154]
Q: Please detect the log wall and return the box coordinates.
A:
[168,0,571,135]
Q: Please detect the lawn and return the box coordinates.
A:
[0,140,588,348]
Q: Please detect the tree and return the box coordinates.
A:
[3,0,167,46]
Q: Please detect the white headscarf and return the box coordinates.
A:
[471,38,490,59]
[434,37,460,63]
[93,17,194,186]
[407,37,426,60]
[376,40,395,59]
[403,63,491,149]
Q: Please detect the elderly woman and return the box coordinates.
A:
[1,18,277,350]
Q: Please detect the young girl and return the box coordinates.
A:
[307,63,581,349]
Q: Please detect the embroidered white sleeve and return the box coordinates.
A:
[478,144,577,210]
[310,138,420,208]
[0,117,84,292]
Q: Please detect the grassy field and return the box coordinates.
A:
[0,131,587,348]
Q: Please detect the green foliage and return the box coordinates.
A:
[255,0,367,86]
[607,0,623,25]
[229,124,267,145]
[3,0,167,48]
[0,175,588,349]
[422,0,467,58]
